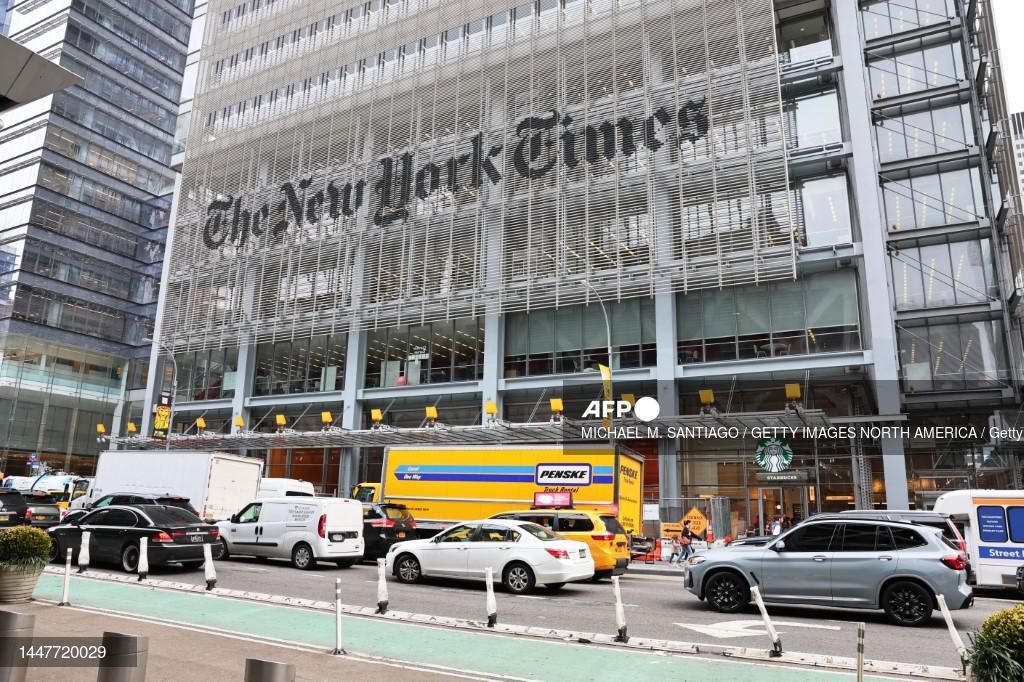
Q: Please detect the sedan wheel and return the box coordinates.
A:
[502,563,535,595]
[882,581,933,626]
[212,539,229,561]
[48,538,60,563]
[395,554,421,583]
[704,572,750,613]
[121,544,140,573]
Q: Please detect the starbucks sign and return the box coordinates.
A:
[754,437,793,473]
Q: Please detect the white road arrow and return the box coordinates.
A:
[674,619,841,639]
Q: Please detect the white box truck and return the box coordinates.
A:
[82,450,263,521]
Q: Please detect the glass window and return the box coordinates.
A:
[1007,507,1024,543]
[919,243,956,306]
[839,524,878,551]
[145,507,203,525]
[521,523,560,541]
[556,514,595,532]
[798,175,852,247]
[787,89,841,149]
[785,523,836,551]
[236,503,262,523]
[472,524,512,542]
[439,524,475,542]
[777,12,831,64]
[891,526,927,549]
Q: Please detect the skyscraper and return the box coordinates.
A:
[0,0,192,474]
[147,0,1023,519]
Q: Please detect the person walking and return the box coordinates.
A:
[770,515,783,536]
[679,520,697,560]
[667,535,683,565]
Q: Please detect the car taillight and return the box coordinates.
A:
[25,507,34,520]
[208,529,220,539]
[545,548,570,559]
[171,531,186,538]
[152,531,173,543]
[318,514,327,539]
[941,555,967,571]
[369,518,396,528]
[408,519,416,527]
[591,534,615,541]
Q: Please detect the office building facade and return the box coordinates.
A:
[148,0,1024,530]
[0,0,192,473]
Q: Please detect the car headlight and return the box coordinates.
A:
[686,555,707,566]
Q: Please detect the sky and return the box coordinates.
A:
[992,0,1024,112]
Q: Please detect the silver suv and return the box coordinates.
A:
[683,518,973,626]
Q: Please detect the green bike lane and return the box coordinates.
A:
[33,574,893,681]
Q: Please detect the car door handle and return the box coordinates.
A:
[498,546,510,550]
[813,555,827,562]
[878,555,893,561]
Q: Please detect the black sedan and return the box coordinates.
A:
[362,502,417,559]
[48,505,219,573]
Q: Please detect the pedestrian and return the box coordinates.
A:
[667,535,683,565]
[770,516,783,536]
[679,520,696,560]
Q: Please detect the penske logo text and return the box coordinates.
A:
[535,464,592,486]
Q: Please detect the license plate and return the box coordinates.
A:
[396,532,406,539]
[189,534,203,543]
[579,549,586,558]
[0,514,8,522]
[329,533,345,542]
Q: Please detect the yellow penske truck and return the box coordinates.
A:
[352,444,644,537]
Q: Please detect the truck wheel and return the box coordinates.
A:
[395,554,422,583]
[503,562,535,595]
[291,542,316,570]
[121,544,140,574]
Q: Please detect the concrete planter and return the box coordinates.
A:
[0,565,44,603]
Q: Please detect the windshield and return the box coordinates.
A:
[353,487,376,502]
[144,507,204,526]
[26,494,57,505]
[383,506,414,524]
[599,515,627,535]
[520,523,561,541]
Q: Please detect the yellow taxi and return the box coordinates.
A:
[490,508,630,579]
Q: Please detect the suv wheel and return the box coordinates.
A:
[704,571,750,613]
[882,581,933,626]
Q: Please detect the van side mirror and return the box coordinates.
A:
[230,514,239,524]
[772,540,786,553]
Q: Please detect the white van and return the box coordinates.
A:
[216,497,364,569]
[257,478,315,499]
[933,489,1024,589]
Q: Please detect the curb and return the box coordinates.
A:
[41,566,963,680]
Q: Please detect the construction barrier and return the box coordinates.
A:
[58,548,72,606]
[376,558,388,614]
[137,537,148,581]
[203,542,217,590]
[330,578,345,656]
[612,576,628,643]
[485,566,497,627]
[77,531,91,573]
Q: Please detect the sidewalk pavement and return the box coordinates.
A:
[23,572,902,681]
[16,602,466,682]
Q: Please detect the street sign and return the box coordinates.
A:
[643,503,660,521]
[599,364,612,428]
[681,506,708,536]
[153,405,171,440]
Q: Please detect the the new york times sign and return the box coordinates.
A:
[202,100,709,249]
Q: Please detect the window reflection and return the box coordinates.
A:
[366,318,482,387]
[883,167,985,231]
[254,334,347,396]
[795,175,852,247]
[890,239,997,310]
[898,319,1008,392]
[777,12,832,64]
[862,0,957,41]
[786,88,842,149]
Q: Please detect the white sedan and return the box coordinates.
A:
[386,519,594,594]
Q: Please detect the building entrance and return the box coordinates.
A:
[750,485,809,536]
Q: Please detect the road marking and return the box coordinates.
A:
[675,619,841,639]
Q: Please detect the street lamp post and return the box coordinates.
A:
[160,343,177,452]
[583,281,613,382]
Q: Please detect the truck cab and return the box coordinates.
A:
[352,483,380,503]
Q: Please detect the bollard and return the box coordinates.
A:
[484,566,497,627]
[375,558,389,614]
[137,537,148,581]
[856,622,865,682]
[78,530,91,573]
[937,594,968,670]
[96,631,148,682]
[0,610,35,682]
[243,658,296,682]
[203,542,217,590]
[330,578,345,655]
[611,576,628,643]
[58,547,73,606]
[750,586,782,657]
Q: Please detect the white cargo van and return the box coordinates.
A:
[933,489,1024,589]
[216,497,363,569]
[257,478,315,499]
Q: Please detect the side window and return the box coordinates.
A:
[472,525,510,542]
[83,510,110,525]
[363,506,380,519]
[891,527,926,549]
[1007,507,1024,543]
[557,514,595,532]
[440,525,475,542]
[523,514,554,529]
[839,524,877,551]
[236,503,262,523]
[876,526,896,552]
[93,509,136,526]
[94,496,114,508]
[785,523,836,551]
[507,529,521,542]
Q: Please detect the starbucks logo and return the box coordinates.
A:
[755,437,793,473]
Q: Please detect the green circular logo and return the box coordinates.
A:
[755,437,793,473]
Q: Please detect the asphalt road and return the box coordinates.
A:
[77,556,1023,671]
